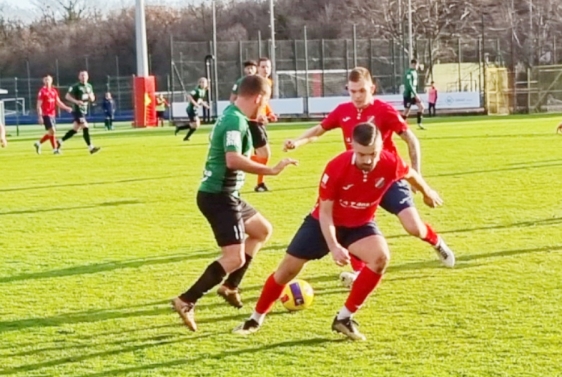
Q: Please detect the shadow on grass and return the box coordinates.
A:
[0,200,143,217]
[0,175,176,193]
[74,337,340,377]
[0,250,217,284]
[425,161,562,178]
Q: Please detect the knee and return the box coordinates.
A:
[256,220,273,243]
[366,250,390,274]
[224,253,246,272]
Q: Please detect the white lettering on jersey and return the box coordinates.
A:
[342,184,354,190]
[375,178,385,188]
[342,117,351,122]
[225,130,241,148]
[321,173,329,185]
[339,200,377,209]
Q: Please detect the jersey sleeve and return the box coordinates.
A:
[320,105,341,131]
[393,154,410,181]
[189,89,197,98]
[382,104,409,134]
[37,89,44,101]
[222,115,247,153]
[318,159,341,201]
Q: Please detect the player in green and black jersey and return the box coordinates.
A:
[403,59,425,130]
[174,77,210,141]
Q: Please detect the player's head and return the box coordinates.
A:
[431,81,435,86]
[410,59,419,69]
[347,67,375,108]
[258,57,272,78]
[43,75,53,87]
[236,75,271,118]
[243,60,258,76]
[352,122,383,172]
[105,92,112,99]
[79,71,89,83]
[198,77,209,89]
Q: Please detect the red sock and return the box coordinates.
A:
[49,135,56,149]
[255,273,286,314]
[39,134,50,144]
[350,255,365,273]
[344,267,383,313]
[423,223,439,246]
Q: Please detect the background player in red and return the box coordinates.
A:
[234,122,443,340]
[0,120,6,148]
[34,75,72,155]
[283,67,455,281]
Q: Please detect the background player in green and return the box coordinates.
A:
[174,77,210,141]
[229,60,257,103]
[171,75,297,332]
[58,70,100,154]
[402,59,425,130]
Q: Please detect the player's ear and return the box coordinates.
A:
[371,84,376,95]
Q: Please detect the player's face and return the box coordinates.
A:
[348,79,374,108]
[258,61,271,77]
[199,79,208,89]
[352,142,382,172]
[43,76,53,87]
[79,72,88,83]
[251,88,271,118]
[244,65,257,76]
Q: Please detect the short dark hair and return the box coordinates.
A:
[238,75,270,98]
[348,67,372,83]
[353,122,380,147]
[258,57,270,64]
[411,59,418,65]
[243,60,257,68]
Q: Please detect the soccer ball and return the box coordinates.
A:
[280,279,314,311]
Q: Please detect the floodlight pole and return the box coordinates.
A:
[212,0,219,117]
[135,0,149,76]
[407,0,413,61]
[269,0,279,98]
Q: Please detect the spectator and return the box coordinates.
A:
[102,92,115,130]
[428,81,438,117]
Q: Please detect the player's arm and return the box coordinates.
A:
[283,124,327,151]
[187,91,199,107]
[0,121,7,147]
[405,73,416,97]
[398,129,421,173]
[318,199,350,266]
[36,95,43,118]
[403,166,443,208]
[65,87,82,106]
[56,95,72,112]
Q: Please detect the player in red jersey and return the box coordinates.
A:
[234,122,443,340]
[34,75,72,155]
[283,67,455,282]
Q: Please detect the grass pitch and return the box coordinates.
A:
[0,116,561,376]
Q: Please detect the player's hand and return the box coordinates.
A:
[268,113,278,122]
[38,116,43,125]
[556,124,562,134]
[256,114,269,125]
[283,139,297,152]
[76,101,85,106]
[270,158,298,175]
[1,136,7,148]
[66,107,72,113]
[423,189,443,208]
[330,245,350,266]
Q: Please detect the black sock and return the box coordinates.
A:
[176,125,190,131]
[83,127,91,146]
[224,254,253,289]
[62,129,77,141]
[186,127,197,139]
[417,112,423,125]
[180,261,227,304]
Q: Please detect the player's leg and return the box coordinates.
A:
[172,192,251,331]
[402,97,412,119]
[48,118,57,152]
[415,97,425,130]
[234,215,331,335]
[334,224,389,341]
[184,117,200,141]
[80,122,101,154]
[383,180,455,267]
[34,116,54,154]
[556,122,562,134]
[218,205,273,308]
[249,122,270,192]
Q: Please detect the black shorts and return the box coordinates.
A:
[156,111,165,119]
[248,121,268,149]
[379,179,414,215]
[403,96,418,109]
[187,107,198,122]
[197,191,258,247]
[286,215,382,261]
[42,116,56,130]
[72,111,87,125]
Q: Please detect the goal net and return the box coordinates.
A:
[277,69,350,98]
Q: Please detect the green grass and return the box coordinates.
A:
[1,116,561,377]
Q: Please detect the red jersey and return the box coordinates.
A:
[321,100,408,153]
[38,87,60,117]
[311,150,409,227]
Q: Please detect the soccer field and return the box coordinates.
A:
[1,116,561,377]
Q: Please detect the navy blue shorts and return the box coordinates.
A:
[286,215,382,261]
[72,111,87,125]
[379,179,414,215]
[187,107,198,122]
[403,96,417,109]
[42,116,56,130]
